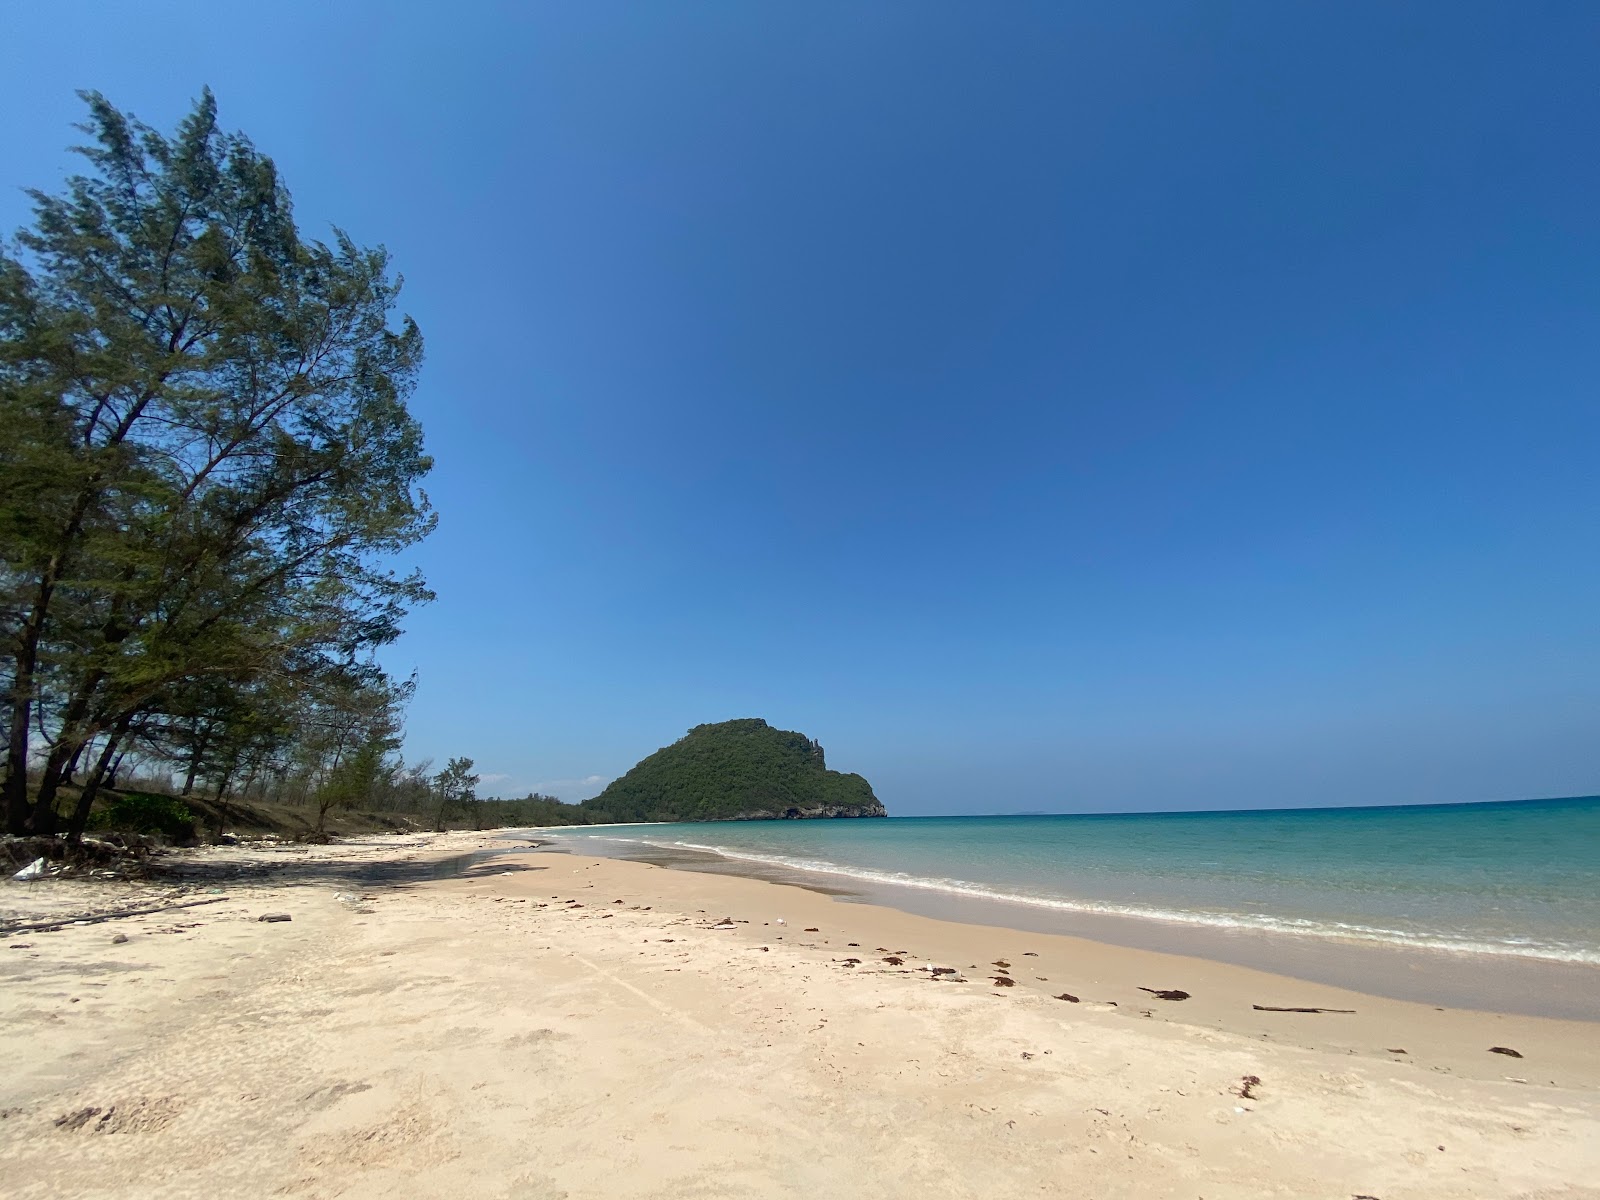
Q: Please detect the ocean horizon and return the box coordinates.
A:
[546,794,1600,968]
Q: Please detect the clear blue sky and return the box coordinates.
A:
[4,3,1597,814]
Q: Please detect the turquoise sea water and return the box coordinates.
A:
[547,796,1600,965]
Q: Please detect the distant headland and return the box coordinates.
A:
[577,718,886,823]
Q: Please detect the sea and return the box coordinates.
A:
[542,796,1600,994]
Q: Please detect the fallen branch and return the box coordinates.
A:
[1,895,229,936]
[1251,1004,1356,1014]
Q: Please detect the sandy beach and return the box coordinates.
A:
[2,831,1597,1199]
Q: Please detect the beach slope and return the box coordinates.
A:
[1,833,1595,1199]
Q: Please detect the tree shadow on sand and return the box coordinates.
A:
[149,844,553,892]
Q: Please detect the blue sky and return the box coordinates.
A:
[4,3,1597,814]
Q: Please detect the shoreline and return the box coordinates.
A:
[2,830,1595,1198]
[531,827,1600,1022]
[501,843,1600,1088]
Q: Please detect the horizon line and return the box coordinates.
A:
[894,793,1598,820]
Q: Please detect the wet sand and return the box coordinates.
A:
[585,837,1600,1021]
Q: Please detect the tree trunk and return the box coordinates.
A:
[65,721,129,846]
[3,482,100,835]
[60,736,89,787]
[3,592,52,834]
[105,747,129,790]
[181,721,212,796]
[29,717,100,837]
[212,765,236,840]
[26,665,109,835]
[2,651,38,835]
[26,742,76,837]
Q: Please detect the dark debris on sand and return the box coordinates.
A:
[1252,1004,1355,1014]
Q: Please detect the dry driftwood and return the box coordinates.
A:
[1251,1004,1357,1014]
[1,895,228,936]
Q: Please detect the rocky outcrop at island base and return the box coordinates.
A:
[580,718,888,823]
[717,798,890,822]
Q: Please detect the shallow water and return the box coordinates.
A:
[551,798,1600,964]
[541,797,1600,1018]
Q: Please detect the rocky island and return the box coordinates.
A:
[578,718,887,823]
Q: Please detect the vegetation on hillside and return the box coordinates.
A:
[506,719,886,825]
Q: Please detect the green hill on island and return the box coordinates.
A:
[566,719,886,824]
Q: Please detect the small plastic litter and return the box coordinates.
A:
[11,857,45,882]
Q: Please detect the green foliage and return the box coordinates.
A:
[89,791,197,841]
[432,755,480,830]
[467,794,594,828]
[1,90,435,841]
[569,718,884,824]
[510,802,602,827]
[303,667,410,829]
[314,737,385,825]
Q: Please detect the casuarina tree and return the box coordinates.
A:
[0,90,435,838]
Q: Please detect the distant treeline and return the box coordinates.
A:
[472,795,603,828]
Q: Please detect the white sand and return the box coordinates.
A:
[2,832,1597,1198]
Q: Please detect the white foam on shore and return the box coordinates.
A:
[563,833,1600,967]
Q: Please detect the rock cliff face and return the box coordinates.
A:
[582,718,887,823]
[717,799,890,822]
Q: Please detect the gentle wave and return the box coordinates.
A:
[568,833,1600,966]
